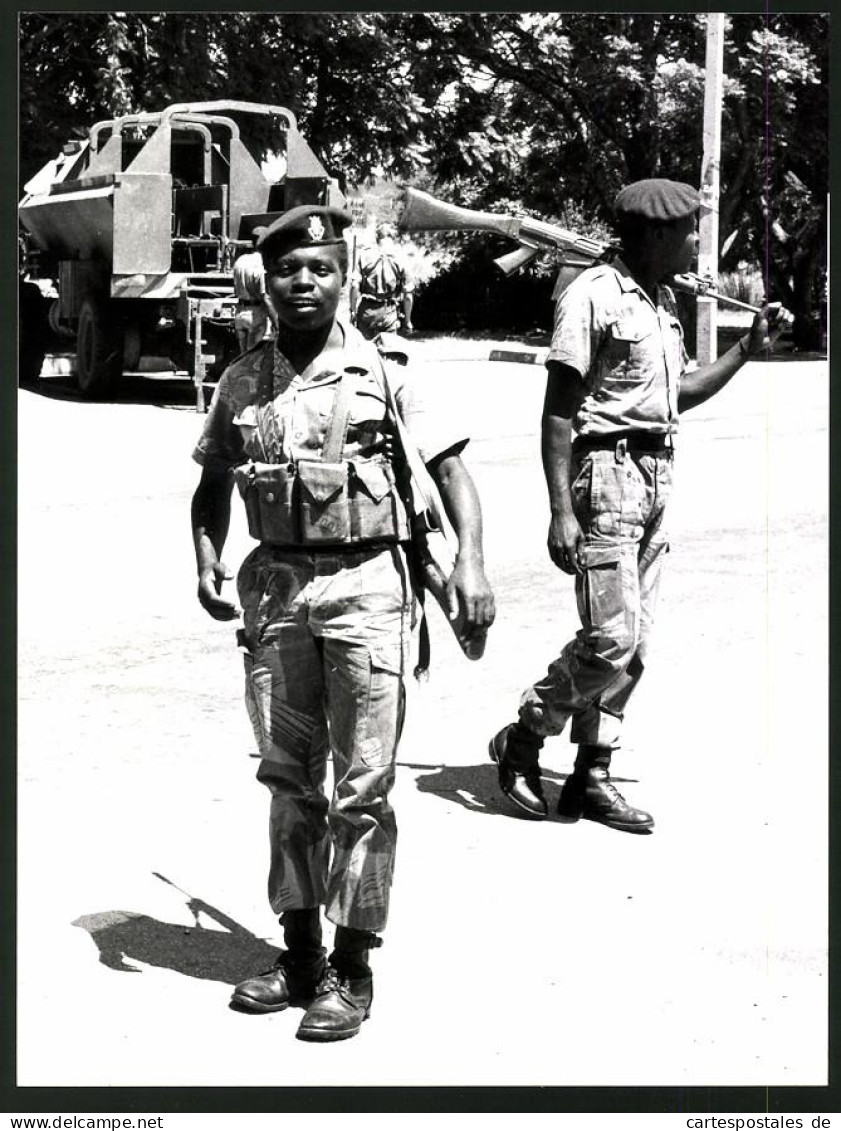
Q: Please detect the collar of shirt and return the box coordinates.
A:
[611,257,674,314]
[269,318,378,392]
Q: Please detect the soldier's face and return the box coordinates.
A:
[656,216,699,276]
[266,245,345,331]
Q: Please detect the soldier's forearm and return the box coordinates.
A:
[191,478,233,569]
[542,413,575,519]
[678,338,747,412]
[429,454,485,563]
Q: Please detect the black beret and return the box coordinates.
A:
[257,205,352,260]
[613,179,700,224]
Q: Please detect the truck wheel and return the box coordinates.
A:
[77,296,123,396]
[18,280,50,385]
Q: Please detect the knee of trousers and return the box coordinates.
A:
[332,761,397,816]
[573,624,640,678]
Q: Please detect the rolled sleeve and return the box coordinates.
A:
[546,274,604,380]
[191,375,246,470]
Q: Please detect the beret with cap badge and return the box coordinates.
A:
[257,205,352,261]
[613,178,701,224]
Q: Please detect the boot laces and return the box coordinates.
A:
[593,770,627,808]
[316,966,359,1002]
[319,966,349,991]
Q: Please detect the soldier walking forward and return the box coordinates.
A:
[191,205,494,1040]
[490,179,792,832]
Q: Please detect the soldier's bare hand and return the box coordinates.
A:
[548,513,584,574]
[197,561,241,621]
[446,554,496,635]
[747,302,794,354]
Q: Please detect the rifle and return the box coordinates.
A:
[396,187,761,314]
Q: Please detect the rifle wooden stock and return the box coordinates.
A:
[398,187,523,240]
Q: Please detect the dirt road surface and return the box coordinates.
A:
[17,342,828,1089]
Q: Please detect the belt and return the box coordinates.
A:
[360,296,394,308]
[258,539,407,558]
[573,432,674,457]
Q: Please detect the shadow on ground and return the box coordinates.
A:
[21,372,208,412]
[73,881,278,984]
[402,761,646,824]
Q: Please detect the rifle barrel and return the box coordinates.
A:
[672,273,762,313]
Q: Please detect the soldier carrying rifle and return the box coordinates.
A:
[488,178,793,831]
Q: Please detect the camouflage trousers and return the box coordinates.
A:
[520,445,674,749]
[355,299,401,340]
[237,543,414,932]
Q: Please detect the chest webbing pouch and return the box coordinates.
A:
[234,347,408,546]
[234,460,298,544]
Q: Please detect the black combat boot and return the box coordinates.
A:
[557,745,654,833]
[489,721,547,818]
[230,908,326,1013]
[296,926,380,1042]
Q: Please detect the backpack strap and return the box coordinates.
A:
[255,343,282,461]
[367,346,449,537]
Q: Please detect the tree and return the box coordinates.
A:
[402,12,827,344]
[19,12,827,342]
[18,13,451,189]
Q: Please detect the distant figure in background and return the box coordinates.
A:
[233,228,279,353]
[350,222,414,339]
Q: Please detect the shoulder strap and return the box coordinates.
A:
[368,347,450,538]
[321,373,354,464]
[255,344,282,460]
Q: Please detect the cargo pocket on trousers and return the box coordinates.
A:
[359,643,404,768]
[577,542,623,632]
[240,648,268,756]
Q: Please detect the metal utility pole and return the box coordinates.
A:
[697,12,725,365]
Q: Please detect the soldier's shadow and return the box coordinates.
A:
[73,881,278,985]
[401,761,569,819]
[403,761,643,822]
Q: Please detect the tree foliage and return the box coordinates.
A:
[19,11,827,343]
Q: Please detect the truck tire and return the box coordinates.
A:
[19,280,50,385]
[77,296,123,397]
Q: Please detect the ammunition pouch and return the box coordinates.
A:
[234,458,409,547]
[298,460,351,543]
[234,462,297,545]
[349,460,409,542]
